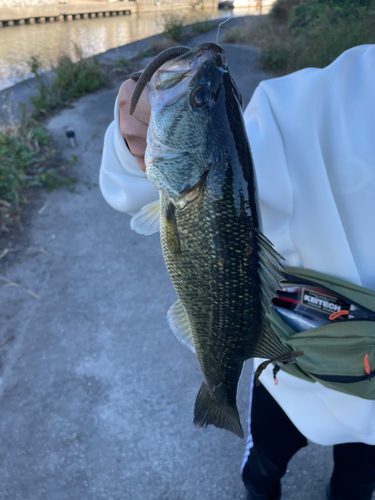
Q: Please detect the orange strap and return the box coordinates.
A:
[364,354,371,375]
[329,310,349,321]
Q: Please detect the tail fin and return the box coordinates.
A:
[193,382,244,439]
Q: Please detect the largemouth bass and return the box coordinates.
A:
[130,43,301,438]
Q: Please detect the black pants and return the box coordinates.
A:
[242,382,375,500]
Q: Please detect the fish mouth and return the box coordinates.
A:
[148,42,228,117]
[178,42,227,70]
[130,43,227,115]
[153,43,227,91]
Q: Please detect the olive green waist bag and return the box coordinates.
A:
[268,267,375,400]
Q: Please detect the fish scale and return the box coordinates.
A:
[160,174,261,437]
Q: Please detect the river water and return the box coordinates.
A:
[0,6,267,91]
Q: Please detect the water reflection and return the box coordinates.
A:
[0,7,266,90]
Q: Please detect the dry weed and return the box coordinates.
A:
[150,37,180,53]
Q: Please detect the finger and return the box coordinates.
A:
[120,118,148,148]
[118,79,151,125]
[134,155,146,172]
[126,134,147,159]
[118,79,150,172]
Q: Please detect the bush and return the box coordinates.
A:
[190,20,213,35]
[271,0,372,23]
[223,26,248,44]
[31,126,49,146]
[30,54,109,118]
[54,56,106,98]
[287,2,325,28]
[115,57,131,69]
[224,0,375,74]
[149,37,178,53]
[0,134,32,204]
[270,0,310,22]
[0,115,75,230]
[162,15,185,42]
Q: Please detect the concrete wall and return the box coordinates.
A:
[0,0,63,6]
[0,0,211,22]
[0,0,205,7]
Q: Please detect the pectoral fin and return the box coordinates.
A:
[163,202,181,254]
[130,200,160,235]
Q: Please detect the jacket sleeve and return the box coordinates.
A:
[99,100,159,216]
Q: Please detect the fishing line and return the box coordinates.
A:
[216,1,258,45]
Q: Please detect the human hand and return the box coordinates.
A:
[118,79,151,172]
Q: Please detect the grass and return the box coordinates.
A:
[189,20,214,35]
[115,57,131,69]
[223,0,375,74]
[137,17,216,59]
[148,36,179,55]
[30,50,109,119]
[1,13,215,232]
[1,37,153,232]
[0,48,111,231]
[162,14,186,42]
[0,105,75,232]
[160,14,214,43]
[1,32,156,234]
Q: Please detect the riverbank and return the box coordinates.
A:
[0,15,252,233]
[0,15,252,114]
[1,32,164,115]
[2,5,256,90]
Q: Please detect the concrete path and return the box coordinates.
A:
[0,28,358,500]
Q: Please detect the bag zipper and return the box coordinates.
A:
[273,365,375,385]
[310,370,375,384]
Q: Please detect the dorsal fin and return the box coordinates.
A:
[249,230,294,361]
[256,229,286,316]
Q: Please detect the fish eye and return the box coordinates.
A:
[191,87,211,109]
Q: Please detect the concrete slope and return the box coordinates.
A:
[0,33,341,500]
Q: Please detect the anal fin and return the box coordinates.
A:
[167,300,195,353]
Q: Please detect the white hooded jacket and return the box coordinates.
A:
[99,44,375,446]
